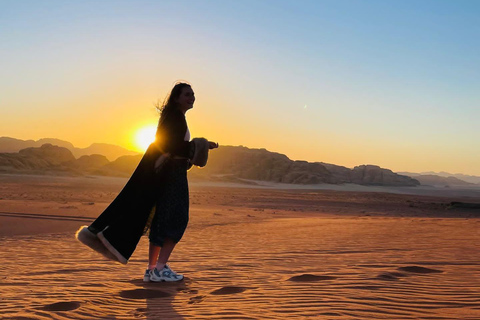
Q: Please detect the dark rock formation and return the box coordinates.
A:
[64,154,110,171]
[189,146,336,184]
[18,144,76,165]
[0,144,76,171]
[190,146,418,186]
[318,162,353,183]
[95,154,143,177]
[351,165,419,186]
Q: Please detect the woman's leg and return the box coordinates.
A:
[148,242,161,269]
[149,238,183,282]
[156,238,176,269]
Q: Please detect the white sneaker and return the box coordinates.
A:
[143,269,151,282]
[149,265,184,282]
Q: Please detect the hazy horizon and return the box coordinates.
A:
[1,1,479,175]
[3,134,480,178]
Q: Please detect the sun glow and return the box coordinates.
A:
[134,125,157,152]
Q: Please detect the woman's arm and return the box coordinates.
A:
[156,110,192,158]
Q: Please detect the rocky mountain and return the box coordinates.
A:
[351,165,419,186]
[401,174,474,187]
[316,163,418,186]
[0,143,143,177]
[18,144,76,165]
[188,146,419,186]
[64,154,111,171]
[0,144,77,174]
[399,171,480,185]
[189,146,336,184]
[94,154,143,177]
[0,144,420,186]
[0,137,138,161]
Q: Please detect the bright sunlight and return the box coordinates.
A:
[134,125,157,152]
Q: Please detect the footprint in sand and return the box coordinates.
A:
[288,274,336,282]
[398,266,443,274]
[376,272,407,281]
[119,289,171,299]
[177,288,198,294]
[41,301,81,311]
[188,295,206,304]
[210,286,248,295]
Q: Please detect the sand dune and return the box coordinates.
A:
[1,174,480,319]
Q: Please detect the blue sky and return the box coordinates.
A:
[1,0,479,174]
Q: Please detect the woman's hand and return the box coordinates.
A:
[208,141,219,149]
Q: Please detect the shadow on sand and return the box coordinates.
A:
[125,278,188,319]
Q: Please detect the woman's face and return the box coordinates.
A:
[176,86,195,113]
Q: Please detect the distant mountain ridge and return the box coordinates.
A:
[399,171,480,185]
[0,143,141,177]
[407,174,474,187]
[1,137,476,187]
[0,137,139,161]
[0,142,419,186]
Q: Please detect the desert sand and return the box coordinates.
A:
[1,174,480,319]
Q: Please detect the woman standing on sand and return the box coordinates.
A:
[76,82,218,282]
[145,82,218,282]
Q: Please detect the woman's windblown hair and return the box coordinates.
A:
[155,82,191,126]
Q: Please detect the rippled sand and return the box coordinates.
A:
[1,175,479,319]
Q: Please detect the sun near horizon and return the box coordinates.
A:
[134,125,157,152]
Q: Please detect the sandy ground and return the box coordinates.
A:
[1,174,480,319]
